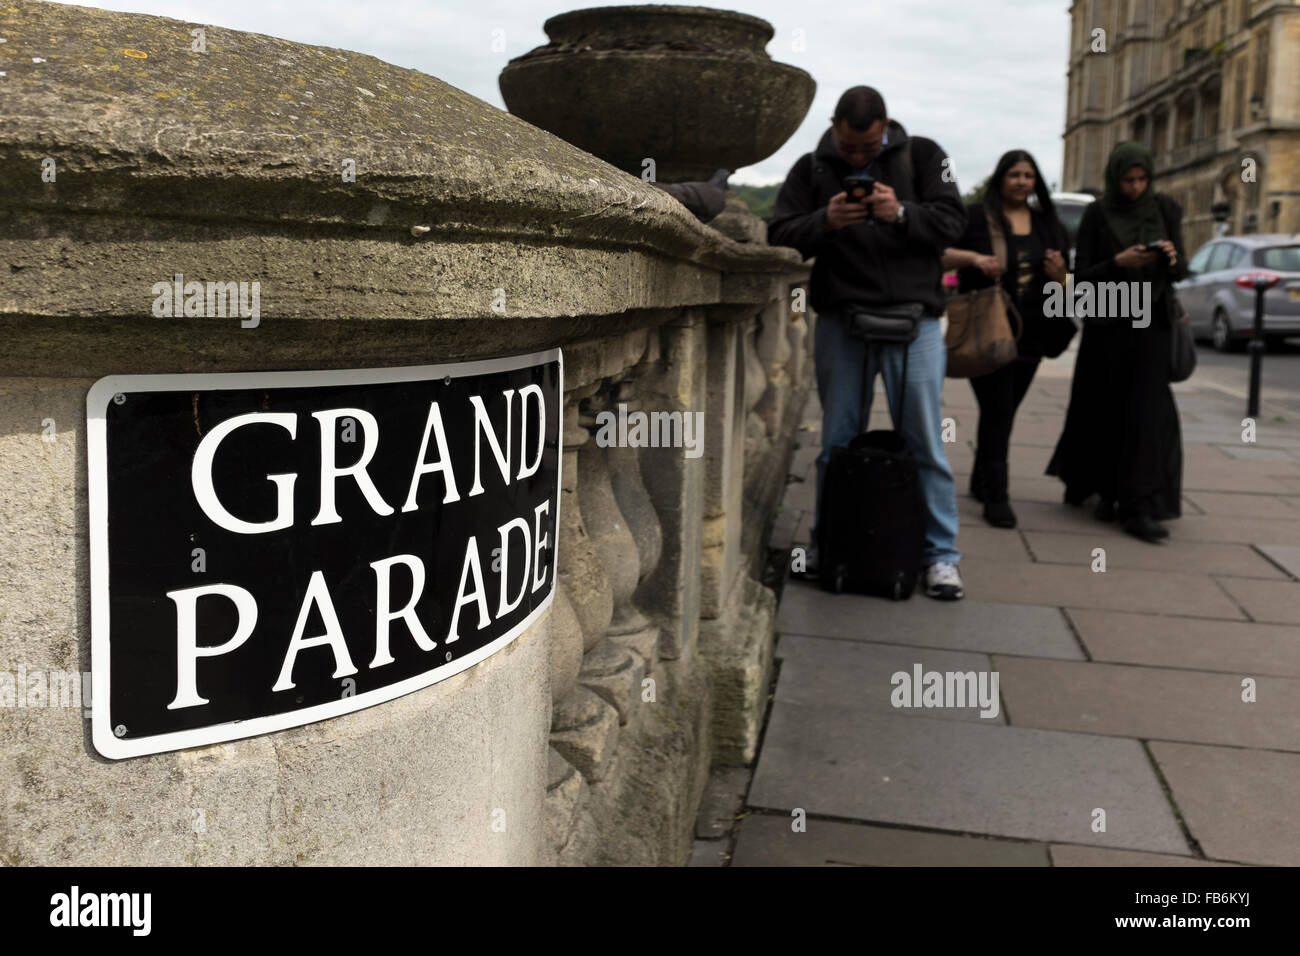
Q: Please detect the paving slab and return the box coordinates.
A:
[954,524,1034,562]
[959,558,1246,619]
[1022,531,1286,578]
[1006,444,1057,475]
[996,503,1300,545]
[993,656,1300,751]
[776,581,1084,659]
[731,814,1049,867]
[1151,741,1300,867]
[776,636,1004,723]
[748,702,1190,854]
[1256,544,1300,579]
[1067,608,1300,678]
[1215,445,1300,464]
[958,498,1106,535]
[688,840,729,867]
[950,475,1075,506]
[790,444,818,476]
[1181,468,1297,494]
[694,766,752,841]
[1182,491,1300,518]
[1214,576,1300,624]
[769,507,800,552]
[1014,410,1068,425]
[1175,513,1300,544]
[1048,845,1234,867]
[1204,421,1300,443]
[1181,441,1234,461]
[1182,426,1298,447]
[793,511,813,546]
[781,477,816,513]
[1006,424,1068,448]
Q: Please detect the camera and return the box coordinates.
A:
[843,174,877,205]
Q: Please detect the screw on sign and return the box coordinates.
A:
[87,351,562,758]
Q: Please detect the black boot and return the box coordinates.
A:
[969,458,987,503]
[1123,514,1169,543]
[981,460,1017,529]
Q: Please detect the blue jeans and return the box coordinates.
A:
[812,310,961,566]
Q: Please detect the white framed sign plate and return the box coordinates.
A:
[87,349,562,759]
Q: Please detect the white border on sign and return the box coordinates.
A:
[86,348,564,760]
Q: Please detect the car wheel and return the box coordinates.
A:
[1212,311,1238,353]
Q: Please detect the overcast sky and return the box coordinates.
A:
[68,0,1071,191]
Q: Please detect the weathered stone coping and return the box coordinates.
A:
[0,0,802,329]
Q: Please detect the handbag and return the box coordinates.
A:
[845,301,924,344]
[944,209,1021,377]
[1168,288,1197,383]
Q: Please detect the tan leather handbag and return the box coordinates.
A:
[944,208,1022,378]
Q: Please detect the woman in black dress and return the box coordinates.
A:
[1046,141,1188,542]
[942,150,1071,528]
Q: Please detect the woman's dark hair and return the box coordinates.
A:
[834,86,887,131]
[983,149,1070,256]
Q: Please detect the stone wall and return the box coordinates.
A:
[0,0,812,865]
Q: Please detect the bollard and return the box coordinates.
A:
[1234,271,1281,419]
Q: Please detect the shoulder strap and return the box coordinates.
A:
[907,137,943,197]
[808,152,824,193]
[983,206,1008,270]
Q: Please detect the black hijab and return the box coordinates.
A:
[1100,141,1165,281]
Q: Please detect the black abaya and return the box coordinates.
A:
[1046,194,1189,521]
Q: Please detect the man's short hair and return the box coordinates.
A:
[834,86,888,131]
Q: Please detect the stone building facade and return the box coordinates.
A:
[1064,0,1300,248]
[0,1,812,865]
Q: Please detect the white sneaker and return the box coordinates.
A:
[923,562,964,600]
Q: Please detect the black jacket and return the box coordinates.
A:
[955,202,1068,355]
[767,120,966,317]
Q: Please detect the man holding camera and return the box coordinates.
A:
[768,86,967,599]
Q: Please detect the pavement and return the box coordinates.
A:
[1187,339,1300,417]
[691,339,1300,867]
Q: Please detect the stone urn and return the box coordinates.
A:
[499,5,815,183]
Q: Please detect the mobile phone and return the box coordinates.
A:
[1144,240,1166,250]
[843,174,876,205]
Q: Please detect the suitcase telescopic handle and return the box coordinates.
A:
[858,338,910,434]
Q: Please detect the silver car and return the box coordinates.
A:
[1176,234,1300,351]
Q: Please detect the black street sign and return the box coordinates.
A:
[87,350,562,759]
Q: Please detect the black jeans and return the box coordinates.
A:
[969,357,1041,495]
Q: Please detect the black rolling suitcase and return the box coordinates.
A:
[818,340,926,599]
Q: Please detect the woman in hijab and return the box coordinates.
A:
[1046,141,1188,543]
